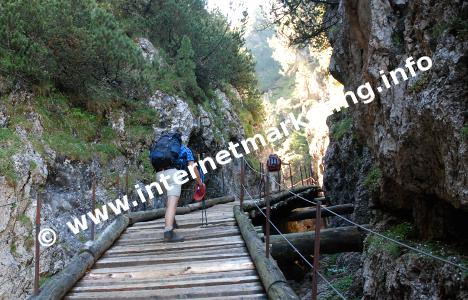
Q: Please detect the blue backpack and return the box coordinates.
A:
[150,132,182,171]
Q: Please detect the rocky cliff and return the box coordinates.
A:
[0,39,247,299]
[324,0,467,298]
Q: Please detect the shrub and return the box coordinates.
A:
[364,165,382,193]
[331,117,352,141]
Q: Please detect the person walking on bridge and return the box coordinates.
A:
[150,131,204,243]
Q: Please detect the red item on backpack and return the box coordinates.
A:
[193,184,206,202]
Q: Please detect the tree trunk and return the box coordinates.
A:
[270,226,368,262]
[287,204,354,221]
[233,205,300,300]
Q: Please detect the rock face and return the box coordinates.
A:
[0,39,248,299]
[324,0,467,298]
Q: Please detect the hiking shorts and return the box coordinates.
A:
[156,168,182,197]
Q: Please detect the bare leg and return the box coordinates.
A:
[165,195,179,229]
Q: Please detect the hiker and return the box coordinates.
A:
[266,154,282,192]
[150,131,204,243]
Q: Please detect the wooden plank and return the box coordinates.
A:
[95,250,250,268]
[103,244,247,259]
[75,270,259,287]
[114,229,241,246]
[66,282,264,299]
[126,220,237,231]
[71,275,260,293]
[85,257,255,276]
[106,236,245,255]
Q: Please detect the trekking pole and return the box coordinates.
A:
[34,194,41,295]
[312,199,322,300]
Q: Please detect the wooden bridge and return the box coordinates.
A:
[31,181,364,300]
[65,200,267,299]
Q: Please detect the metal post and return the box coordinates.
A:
[125,169,129,197]
[259,163,264,198]
[312,199,322,300]
[34,195,41,295]
[309,164,315,184]
[115,175,120,197]
[239,159,245,209]
[278,170,281,192]
[265,173,271,258]
[288,163,293,188]
[221,167,225,195]
[300,165,304,186]
[90,177,96,241]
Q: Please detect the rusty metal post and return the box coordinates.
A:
[125,169,129,197]
[278,170,281,192]
[90,177,96,241]
[288,163,294,188]
[259,163,264,198]
[300,165,304,186]
[312,199,322,300]
[265,173,271,258]
[34,195,42,295]
[115,175,120,197]
[309,166,313,185]
[239,159,245,209]
[221,167,225,195]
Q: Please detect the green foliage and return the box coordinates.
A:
[24,234,34,251]
[0,127,22,182]
[432,16,468,40]
[39,274,51,287]
[408,74,431,93]
[331,117,352,141]
[0,0,148,101]
[462,126,468,140]
[271,0,339,48]
[34,94,123,162]
[10,242,17,255]
[17,214,32,227]
[364,165,382,193]
[367,222,413,258]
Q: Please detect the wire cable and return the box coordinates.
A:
[242,157,468,272]
[241,184,347,300]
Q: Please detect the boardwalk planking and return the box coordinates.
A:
[67,202,267,299]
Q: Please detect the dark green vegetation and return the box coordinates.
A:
[331,116,352,141]
[0,0,264,182]
[363,165,382,193]
[270,0,339,48]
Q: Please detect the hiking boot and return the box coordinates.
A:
[164,230,184,243]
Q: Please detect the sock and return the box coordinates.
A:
[164,227,173,232]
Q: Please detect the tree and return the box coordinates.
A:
[270,0,340,48]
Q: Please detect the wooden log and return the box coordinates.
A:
[270,226,368,261]
[233,205,299,300]
[242,186,320,211]
[287,204,354,221]
[128,196,234,224]
[30,252,95,300]
[82,215,129,260]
